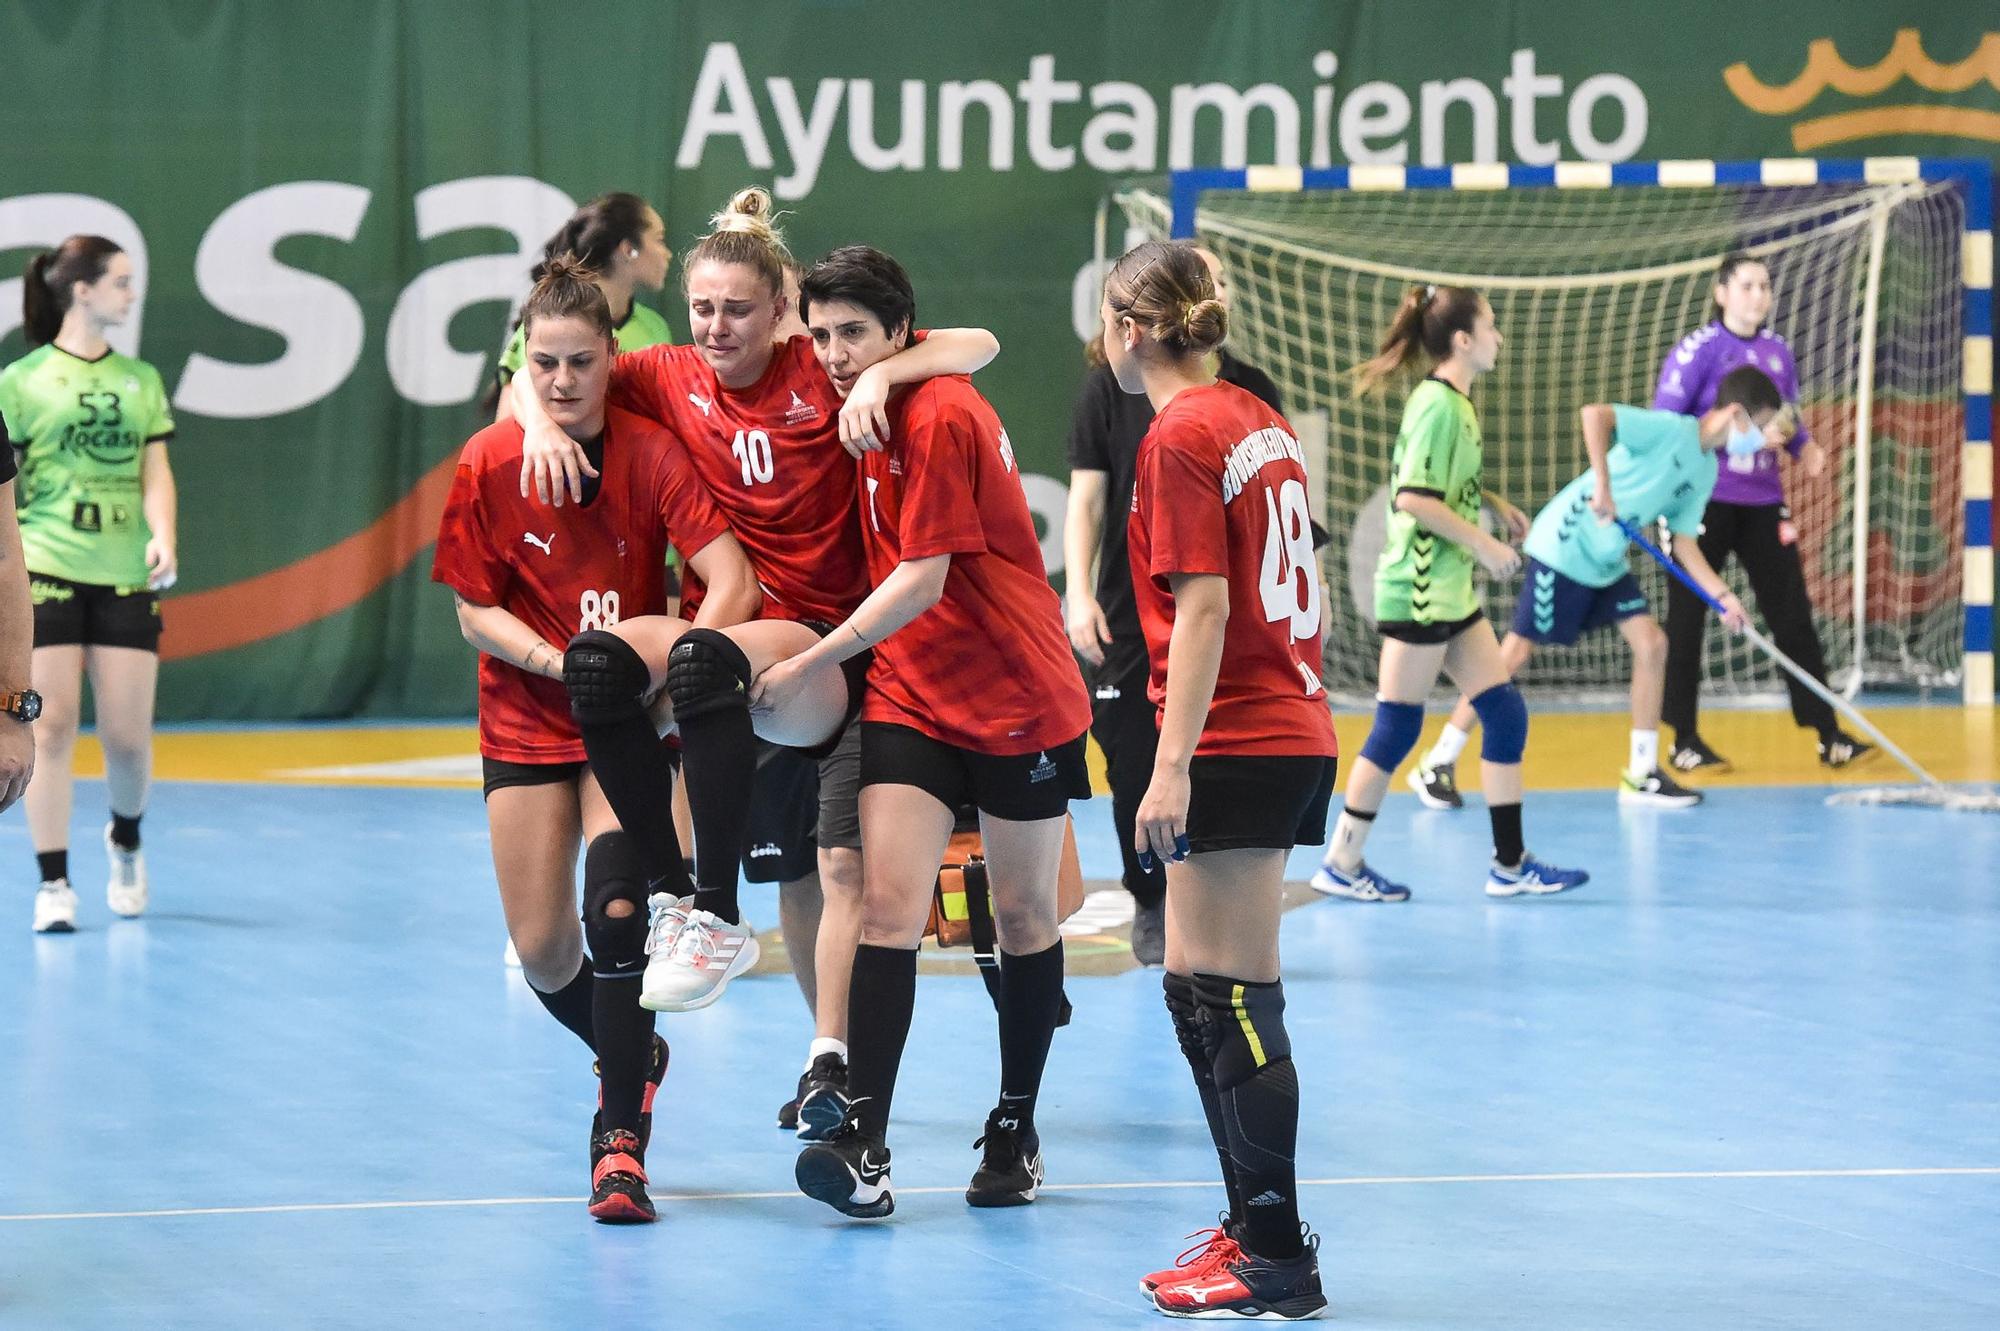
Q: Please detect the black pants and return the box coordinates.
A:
[1663,499,1836,737]
[1088,655,1166,908]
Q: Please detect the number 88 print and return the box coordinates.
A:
[578,588,621,631]
[1260,477,1320,639]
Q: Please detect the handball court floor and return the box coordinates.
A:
[2,704,1996,1329]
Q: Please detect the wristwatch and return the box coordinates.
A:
[1,689,41,723]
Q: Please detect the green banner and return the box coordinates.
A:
[0,1,1988,719]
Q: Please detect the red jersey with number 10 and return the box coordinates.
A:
[858,375,1090,755]
[607,337,868,623]
[432,407,728,763]
[1129,381,1337,758]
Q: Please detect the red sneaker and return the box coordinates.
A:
[1151,1234,1326,1320]
[587,1128,656,1224]
[1138,1217,1243,1297]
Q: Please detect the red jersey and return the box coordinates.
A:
[607,336,868,623]
[1129,381,1338,758]
[858,375,1089,755]
[432,407,728,763]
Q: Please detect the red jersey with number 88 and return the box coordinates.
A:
[432,407,728,763]
[1129,381,1337,758]
[858,375,1090,754]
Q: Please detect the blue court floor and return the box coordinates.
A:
[3,776,1998,1328]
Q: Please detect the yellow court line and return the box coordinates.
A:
[62,707,1996,793]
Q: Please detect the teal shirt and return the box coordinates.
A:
[1523,405,1717,588]
[0,344,174,587]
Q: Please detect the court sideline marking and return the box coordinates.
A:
[5,1164,1995,1224]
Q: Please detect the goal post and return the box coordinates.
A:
[1119,157,1993,707]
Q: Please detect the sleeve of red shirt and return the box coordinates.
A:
[1140,433,1229,581]
[431,453,511,605]
[650,432,729,561]
[606,344,676,422]
[894,398,988,561]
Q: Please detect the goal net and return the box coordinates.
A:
[1116,169,1969,703]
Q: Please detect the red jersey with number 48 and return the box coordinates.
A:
[432,407,728,763]
[1129,381,1337,758]
[607,336,868,623]
[858,375,1090,755]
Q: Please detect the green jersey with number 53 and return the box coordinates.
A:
[0,344,174,588]
[1374,376,1484,626]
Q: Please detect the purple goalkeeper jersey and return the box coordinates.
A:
[1652,321,1809,507]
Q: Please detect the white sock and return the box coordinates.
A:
[807,1036,848,1070]
[1424,722,1471,769]
[1325,808,1375,873]
[1629,728,1659,778]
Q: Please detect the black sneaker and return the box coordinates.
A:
[1618,766,1704,808]
[794,1052,850,1141]
[795,1126,894,1219]
[1669,732,1731,774]
[587,1128,656,1224]
[1406,761,1464,810]
[1818,728,1876,768]
[1152,1231,1326,1320]
[966,1107,1043,1207]
[1129,896,1165,968]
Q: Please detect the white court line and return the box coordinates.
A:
[4,1165,1995,1224]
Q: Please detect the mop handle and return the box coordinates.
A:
[1616,519,1942,791]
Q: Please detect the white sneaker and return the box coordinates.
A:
[104,825,148,918]
[34,879,78,933]
[640,905,758,1013]
[503,937,523,968]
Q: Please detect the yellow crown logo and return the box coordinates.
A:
[1724,29,2000,149]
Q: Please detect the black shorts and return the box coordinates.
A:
[30,573,162,652]
[1377,609,1483,645]
[481,756,586,799]
[1186,755,1338,853]
[860,722,1090,822]
[743,740,819,883]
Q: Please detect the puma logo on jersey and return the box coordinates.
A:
[688,392,713,417]
[784,390,818,425]
[522,532,555,555]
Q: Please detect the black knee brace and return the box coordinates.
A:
[582,831,649,979]
[1163,972,1214,1083]
[564,630,651,726]
[1191,972,1292,1091]
[664,628,753,724]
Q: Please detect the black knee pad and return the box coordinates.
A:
[1163,972,1213,1081]
[1192,972,1292,1091]
[664,628,752,724]
[582,831,649,979]
[564,630,651,726]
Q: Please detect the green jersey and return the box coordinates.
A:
[0,344,174,587]
[497,300,674,377]
[1524,405,1718,588]
[1374,376,1484,624]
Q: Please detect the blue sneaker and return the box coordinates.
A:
[1310,861,1411,902]
[1485,854,1589,898]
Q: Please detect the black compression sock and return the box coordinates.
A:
[678,705,757,926]
[592,976,657,1134]
[528,954,597,1052]
[576,717,692,898]
[36,850,68,884]
[1165,971,1244,1224]
[845,943,918,1142]
[109,814,142,852]
[994,941,1064,1129]
[1198,974,1303,1260]
[1489,802,1524,869]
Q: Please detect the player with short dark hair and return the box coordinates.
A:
[769,244,1090,1219]
[1,236,176,934]
[434,257,759,1223]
